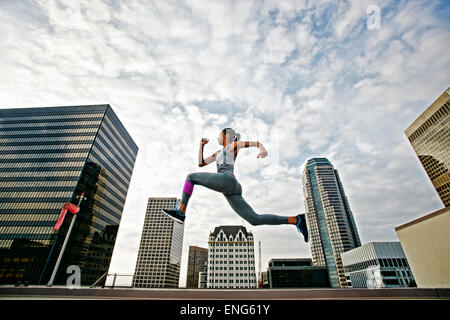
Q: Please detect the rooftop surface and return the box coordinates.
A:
[0,286,449,300]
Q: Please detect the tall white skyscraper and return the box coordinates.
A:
[207,226,257,289]
[132,197,184,288]
[302,158,361,288]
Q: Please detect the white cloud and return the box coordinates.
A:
[260,25,297,64]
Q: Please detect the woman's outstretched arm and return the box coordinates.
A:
[234,141,268,158]
[198,138,217,167]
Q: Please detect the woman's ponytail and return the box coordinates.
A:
[222,127,240,142]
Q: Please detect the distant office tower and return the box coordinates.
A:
[198,261,208,288]
[266,258,330,288]
[0,105,138,285]
[302,158,361,288]
[132,197,184,288]
[341,242,415,288]
[207,226,257,289]
[261,271,269,288]
[405,87,450,207]
[186,245,208,288]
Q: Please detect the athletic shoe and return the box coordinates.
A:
[162,207,185,224]
[296,214,309,243]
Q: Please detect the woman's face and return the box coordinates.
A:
[217,131,228,145]
[218,131,224,145]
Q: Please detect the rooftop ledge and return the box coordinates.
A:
[0,286,449,300]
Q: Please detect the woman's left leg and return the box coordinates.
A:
[223,192,310,241]
[223,193,290,226]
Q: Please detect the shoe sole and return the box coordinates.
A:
[303,230,309,243]
[161,209,185,224]
[299,214,309,243]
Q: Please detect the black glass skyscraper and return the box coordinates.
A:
[0,104,138,285]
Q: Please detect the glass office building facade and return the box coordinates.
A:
[405,87,450,207]
[0,105,138,285]
[266,258,330,288]
[341,242,415,288]
[302,158,361,288]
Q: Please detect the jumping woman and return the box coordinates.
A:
[162,128,309,242]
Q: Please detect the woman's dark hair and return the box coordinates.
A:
[222,127,240,142]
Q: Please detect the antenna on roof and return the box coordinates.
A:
[258,240,262,288]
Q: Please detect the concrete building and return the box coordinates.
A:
[302,158,362,288]
[395,207,450,288]
[198,261,208,288]
[261,271,269,288]
[0,105,138,286]
[266,258,330,288]
[186,245,208,288]
[207,226,257,289]
[341,242,415,288]
[132,197,184,288]
[405,87,450,207]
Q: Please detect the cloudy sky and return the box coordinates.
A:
[1,0,449,287]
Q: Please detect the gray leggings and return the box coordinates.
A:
[181,171,289,226]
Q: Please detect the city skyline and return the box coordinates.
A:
[0,1,449,288]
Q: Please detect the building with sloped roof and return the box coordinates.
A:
[207,225,257,289]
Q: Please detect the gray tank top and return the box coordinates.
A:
[216,143,235,173]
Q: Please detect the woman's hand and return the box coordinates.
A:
[200,138,209,146]
[257,146,268,159]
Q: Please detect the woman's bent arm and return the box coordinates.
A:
[199,138,216,167]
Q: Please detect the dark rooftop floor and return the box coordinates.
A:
[0,286,449,300]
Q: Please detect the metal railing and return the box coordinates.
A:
[103,273,134,288]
